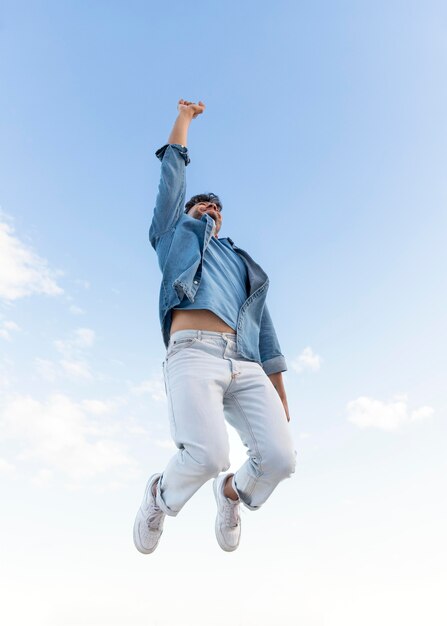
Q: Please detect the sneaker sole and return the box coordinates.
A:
[213,478,240,552]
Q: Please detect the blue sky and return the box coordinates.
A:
[1,2,446,625]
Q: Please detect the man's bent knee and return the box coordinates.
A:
[195,450,230,477]
[263,448,297,481]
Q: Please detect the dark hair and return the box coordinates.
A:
[184,192,223,213]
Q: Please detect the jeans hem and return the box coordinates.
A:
[156,483,180,517]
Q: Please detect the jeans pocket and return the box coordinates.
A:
[166,337,197,360]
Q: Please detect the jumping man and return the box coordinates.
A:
[133,99,296,553]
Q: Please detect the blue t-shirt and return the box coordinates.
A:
[173,236,249,330]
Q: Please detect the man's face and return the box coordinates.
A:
[187,201,222,237]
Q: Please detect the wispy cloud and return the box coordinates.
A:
[131,376,166,402]
[347,394,434,431]
[0,458,15,475]
[0,392,138,486]
[69,305,85,316]
[32,468,53,487]
[0,215,63,302]
[60,359,93,381]
[80,398,123,415]
[54,327,95,355]
[0,320,20,341]
[290,347,322,373]
[35,328,97,383]
[34,358,57,383]
[0,357,15,390]
[153,438,176,450]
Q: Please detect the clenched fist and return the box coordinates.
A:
[177,99,206,119]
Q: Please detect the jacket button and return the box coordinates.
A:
[193,280,198,285]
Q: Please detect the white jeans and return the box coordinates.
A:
[155,330,297,516]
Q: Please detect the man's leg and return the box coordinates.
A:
[155,341,232,516]
[134,336,234,553]
[223,360,297,510]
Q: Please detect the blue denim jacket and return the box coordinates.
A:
[149,143,287,375]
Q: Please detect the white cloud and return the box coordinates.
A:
[34,358,57,382]
[34,357,93,382]
[75,328,95,347]
[0,357,15,390]
[32,468,53,487]
[35,328,97,383]
[0,372,11,389]
[411,406,434,422]
[131,376,166,402]
[126,420,150,436]
[54,327,95,355]
[0,217,63,301]
[3,320,20,330]
[0,320,21,341]
[60,359,93,381]
[0,392,138,486]
[347,394,434,431]
[153,438,176,450]
[80,399,121,415]
[0,458,15,475]
[69,305,85,316]
[290,347,322,373]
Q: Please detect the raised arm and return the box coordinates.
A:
[168,99,205,146]
[149,100,205,248]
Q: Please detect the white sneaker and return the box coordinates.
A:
[213,473,241,552]
[133,473,165,554]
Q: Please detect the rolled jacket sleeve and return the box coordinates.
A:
[155,143,191,166]
[259,303,287,375]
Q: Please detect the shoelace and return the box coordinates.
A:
[146,479,164,530]
[147,482,164,530]
[147,505,164,530]
[223,498,240,528]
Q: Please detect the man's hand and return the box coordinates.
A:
[267,372,291,422]
[177,99,206,119]
[168,99,205,146]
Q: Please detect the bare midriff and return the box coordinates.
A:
[170,309,236,336]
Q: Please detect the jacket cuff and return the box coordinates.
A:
[262,355,287,376]
[155,143,191,165]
